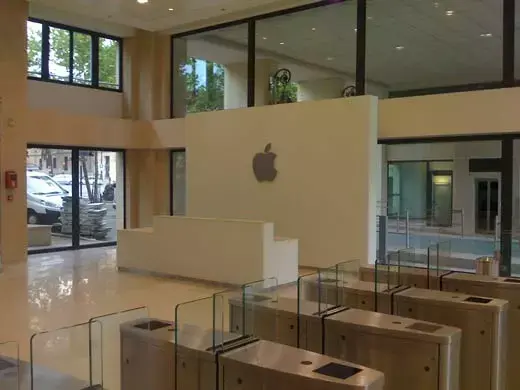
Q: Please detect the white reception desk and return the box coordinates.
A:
[117,216,298,285]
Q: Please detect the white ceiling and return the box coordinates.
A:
[183,0,514,91]
[28,0,520,92]
[28,0,318,33]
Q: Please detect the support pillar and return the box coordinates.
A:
[122,30,172,227]
[0,0,28,265]
[501,137,513,276]
[224,59,277,109]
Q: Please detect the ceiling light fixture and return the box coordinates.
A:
[137,0,148,4]
[445,10,454,16]
[354,28,357,32]
[480,33,493,37]
[367,16,373,20]
[262,36,267,40]
[312,27,316,31]
[326,57,334,61]
[279,42,285,45]
[168,8,174,11]
[433,2,439,7]
[395,45,405,50]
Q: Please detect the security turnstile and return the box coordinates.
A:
[229,296,461,390]
[302,274,508,390]
[360,265,519,390]
[440,273,519,390]
[120,317,385,390]
[359,264,450,290]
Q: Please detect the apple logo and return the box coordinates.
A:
[253,143,277,182]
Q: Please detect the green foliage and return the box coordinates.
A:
[181,57,224,113]
[26,22,119,88]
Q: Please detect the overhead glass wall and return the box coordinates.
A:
[366,0,503,96]
[254,0,358,105]
[171,24,248,117]
[383,140,502,271]
[171,0,517,105]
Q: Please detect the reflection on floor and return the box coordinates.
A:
[0,247,305,389]
[0,247,220,360]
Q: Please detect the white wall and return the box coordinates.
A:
[183,96,379,267]
[28,80,123,118]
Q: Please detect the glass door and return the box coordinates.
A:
[475,179,499,233]
[77,149,124,247]
[431,173,453,227]
[27,146,125,253]
[26,147,73,251]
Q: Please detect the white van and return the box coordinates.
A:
[27,170,68,225]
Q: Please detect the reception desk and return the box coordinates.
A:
[117,216,298,285]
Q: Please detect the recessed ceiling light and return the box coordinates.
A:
[354,28,357,32]
[262,36,267,40]
[395,45,405,50]
[312,27,316,31]
[279,42,285,45]
[326,57,335,61]
[445,10,454,16]
[480,33,493,37]
[168,8,174,11]
[137,0,148,4]
[433,2,439,7]
[367,16,373,20]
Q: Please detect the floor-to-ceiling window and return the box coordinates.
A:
[27,146,125,253]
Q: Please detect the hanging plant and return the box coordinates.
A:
[270,68,294,104]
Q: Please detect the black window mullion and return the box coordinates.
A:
[69,30,74,83]
[41,23,50,80]
[247,20,256,107]
[92,35,100,88]
[118,38,124,92]
[355,0,367,95]
[71,149,80,249]
[503,0,515,86]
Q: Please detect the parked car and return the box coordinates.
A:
[27,170,68,225]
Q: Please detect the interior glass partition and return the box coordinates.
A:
[172,23,248,117]
[255,0,358,105]
[171,150,186,215]
[0,341,19,390]
[384,141,501,271]
[367,0,503,96]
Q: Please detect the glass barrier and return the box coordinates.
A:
[174,296,215,390]
[436,240,452,272]
[297,271,321,317]
[374,254,400,313]
[213,288,248,351]
[0,341,19,390]
[89,306,149,390]
[30,323,91,390]
[241,278,279,341]
[398,247,417,269]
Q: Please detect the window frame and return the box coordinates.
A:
[28,17,123,92]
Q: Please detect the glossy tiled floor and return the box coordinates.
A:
[0,247,220,362]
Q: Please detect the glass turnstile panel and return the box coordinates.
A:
[89,306,149,389]
[30,323,92,390]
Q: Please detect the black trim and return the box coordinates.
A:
[379,133,520,145]
[355,0,366,95]
[72,148,81,248]
[438,270,455,291]
[500,137,513,276]
[503,0,515,86]
[28,17,123,92]
[247,20,256,107]
[388,81,517,98]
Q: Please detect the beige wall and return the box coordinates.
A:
[181,97,378,267]
[379,88,520,140]
[28,80,123,118]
